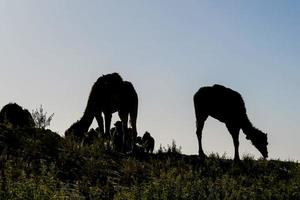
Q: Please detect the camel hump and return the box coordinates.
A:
[122,81,133,88]
[121,81,138,99]
[89,73,124,104]
[212,84,238,94]
[212,84,241,97]
[196,84,240,97]
[194,84,228,99]
[212,84,226,89]
[97,72,123,84]
[93,73,124,92]
[122,81,136,92]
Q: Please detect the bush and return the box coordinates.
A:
[31,105,54,129]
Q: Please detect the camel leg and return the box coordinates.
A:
[119,111,129,152]
[129,111,137,138]
[95,113,104,136]
[226,124,240,161]
[195,115,207,158]
[129,109,138,150]
[104,112,112,138]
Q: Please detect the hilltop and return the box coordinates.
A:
[0,126,299,200]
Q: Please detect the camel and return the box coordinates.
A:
[65,73,138,150]
[193,84,268,161]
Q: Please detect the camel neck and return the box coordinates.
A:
[241,115,255,136]
[80,111,94,129]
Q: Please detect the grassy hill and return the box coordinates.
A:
[0,126,300,200]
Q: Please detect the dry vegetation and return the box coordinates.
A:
[1,126,300,200]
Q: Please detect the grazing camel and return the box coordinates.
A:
[65,73,138,149]
[193,84,268,161]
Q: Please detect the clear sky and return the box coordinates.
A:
[0,1,299,160]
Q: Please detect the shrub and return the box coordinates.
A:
[31,105,54,129]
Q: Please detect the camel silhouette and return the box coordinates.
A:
[193,84,268,161]
[65,73,138,149]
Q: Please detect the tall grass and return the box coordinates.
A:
[1,127,300,199]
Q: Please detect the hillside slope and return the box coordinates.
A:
[0,127,299,200]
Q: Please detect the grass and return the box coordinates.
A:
[1,126,300,200]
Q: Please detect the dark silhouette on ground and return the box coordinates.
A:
[84,128,101,145]
[110,121,123,152]
[134,136,144,153]
[65,73,138,150]
[142,131,155,153]
[0,103,35,128]
[109,121,137,153]
[0,123,62,161]
[193,84,268,161]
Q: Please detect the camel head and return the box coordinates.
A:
[246,129,268,158]
[65,120,87,143]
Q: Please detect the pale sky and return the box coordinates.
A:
[0,1,299,160]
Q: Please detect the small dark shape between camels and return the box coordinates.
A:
[110,120,137,153]
[133,136,143,153]
[65,73,138,149]
[133,133,154,154]
[194,84,268,161]
[0,103,35,128]
[110,121,124,152]
[142,131,155,153]
[84,128,100,145]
